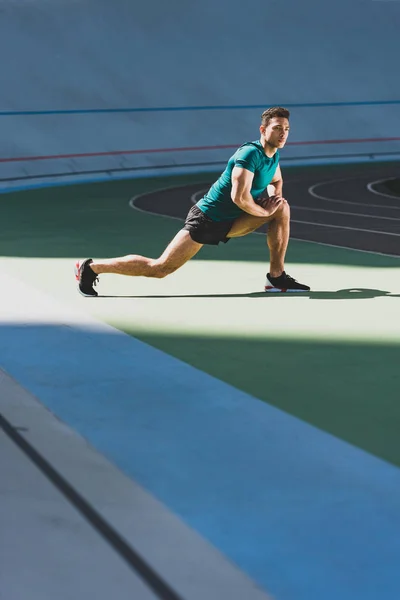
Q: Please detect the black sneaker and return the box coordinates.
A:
[75,258,99,297]
[265,271,310,292]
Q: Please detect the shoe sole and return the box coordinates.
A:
[77,289,98,297]
[264,286,309,293]
[75,260,98,297]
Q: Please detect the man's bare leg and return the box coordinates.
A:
[265,201,290,277]
[227,200,290,276]
[90,230,203,278]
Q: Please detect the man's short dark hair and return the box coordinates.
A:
[261,106,290,127]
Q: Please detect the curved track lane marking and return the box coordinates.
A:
[129,184,202,224]
[190,189,400,223]
[289,205,400,222]
[191,189,208,204]
[309,178,400,210]
[367,177,399,200]
[129,185,400,257]
[285,220,400,237]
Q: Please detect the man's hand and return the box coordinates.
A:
[256,194,285,217]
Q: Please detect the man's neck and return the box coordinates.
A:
[259,138,277,158]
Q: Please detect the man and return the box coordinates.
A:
[75,106,310,296]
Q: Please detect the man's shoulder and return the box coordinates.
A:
[234,141,263,164]
[236,141,262,154]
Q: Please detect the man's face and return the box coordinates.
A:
[260,117,290,149]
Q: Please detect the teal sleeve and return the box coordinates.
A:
[233,146,259,173]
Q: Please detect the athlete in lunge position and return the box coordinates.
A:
[75,106,310,296]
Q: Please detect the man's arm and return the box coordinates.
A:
[266,164,283,197]
[231,167,283,217]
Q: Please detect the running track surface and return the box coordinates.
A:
[133,163,400,255]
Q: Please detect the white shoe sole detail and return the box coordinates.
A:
[264,286,309,293]
[78,288,98,297]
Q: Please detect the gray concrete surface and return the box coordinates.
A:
[0,348,271,600]
[0,427,159,600]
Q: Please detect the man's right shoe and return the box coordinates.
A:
[75,258,99,297]
[265,271,310,292]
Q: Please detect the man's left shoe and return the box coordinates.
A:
[265,271,310,292]
[75,258,99,297]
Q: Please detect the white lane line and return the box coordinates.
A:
[129,188,400,256]
[192,187,400,222]
[190,189,400,236]
[291,219,400,237]
[191,189,207,204]
[367,177,399,200]
[309,180,400,210]
[288,238,399,258]
[129,186,400,248]
[189,177,310,207]
[129,184,201,224]
[292,205,400,222]
[192,181,400,226]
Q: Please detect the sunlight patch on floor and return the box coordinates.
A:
[1,257,400,344]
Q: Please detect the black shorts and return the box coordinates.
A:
[183,205,234,245]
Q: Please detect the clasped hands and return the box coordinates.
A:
[255,193,288,217]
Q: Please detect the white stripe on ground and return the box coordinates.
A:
[291,205,400,221]
[367,177,399,199]
[189,189,400,235]
[290,219,400,237]
[190,188,400,222]
[191,189,208,204]
[129,188,400,256]
[129,185,199,224]
[309,179,400,209]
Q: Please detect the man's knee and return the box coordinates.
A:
[149,260,178,279]
[276,198,290,218]
[258,199,290,226]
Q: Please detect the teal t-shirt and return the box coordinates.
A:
[196,141,280,221]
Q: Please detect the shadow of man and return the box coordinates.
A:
[100,288,396,299]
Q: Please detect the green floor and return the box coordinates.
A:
[1,173,400,466]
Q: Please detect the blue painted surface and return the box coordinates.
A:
[1,315,400,600]
[1,99,400,117]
